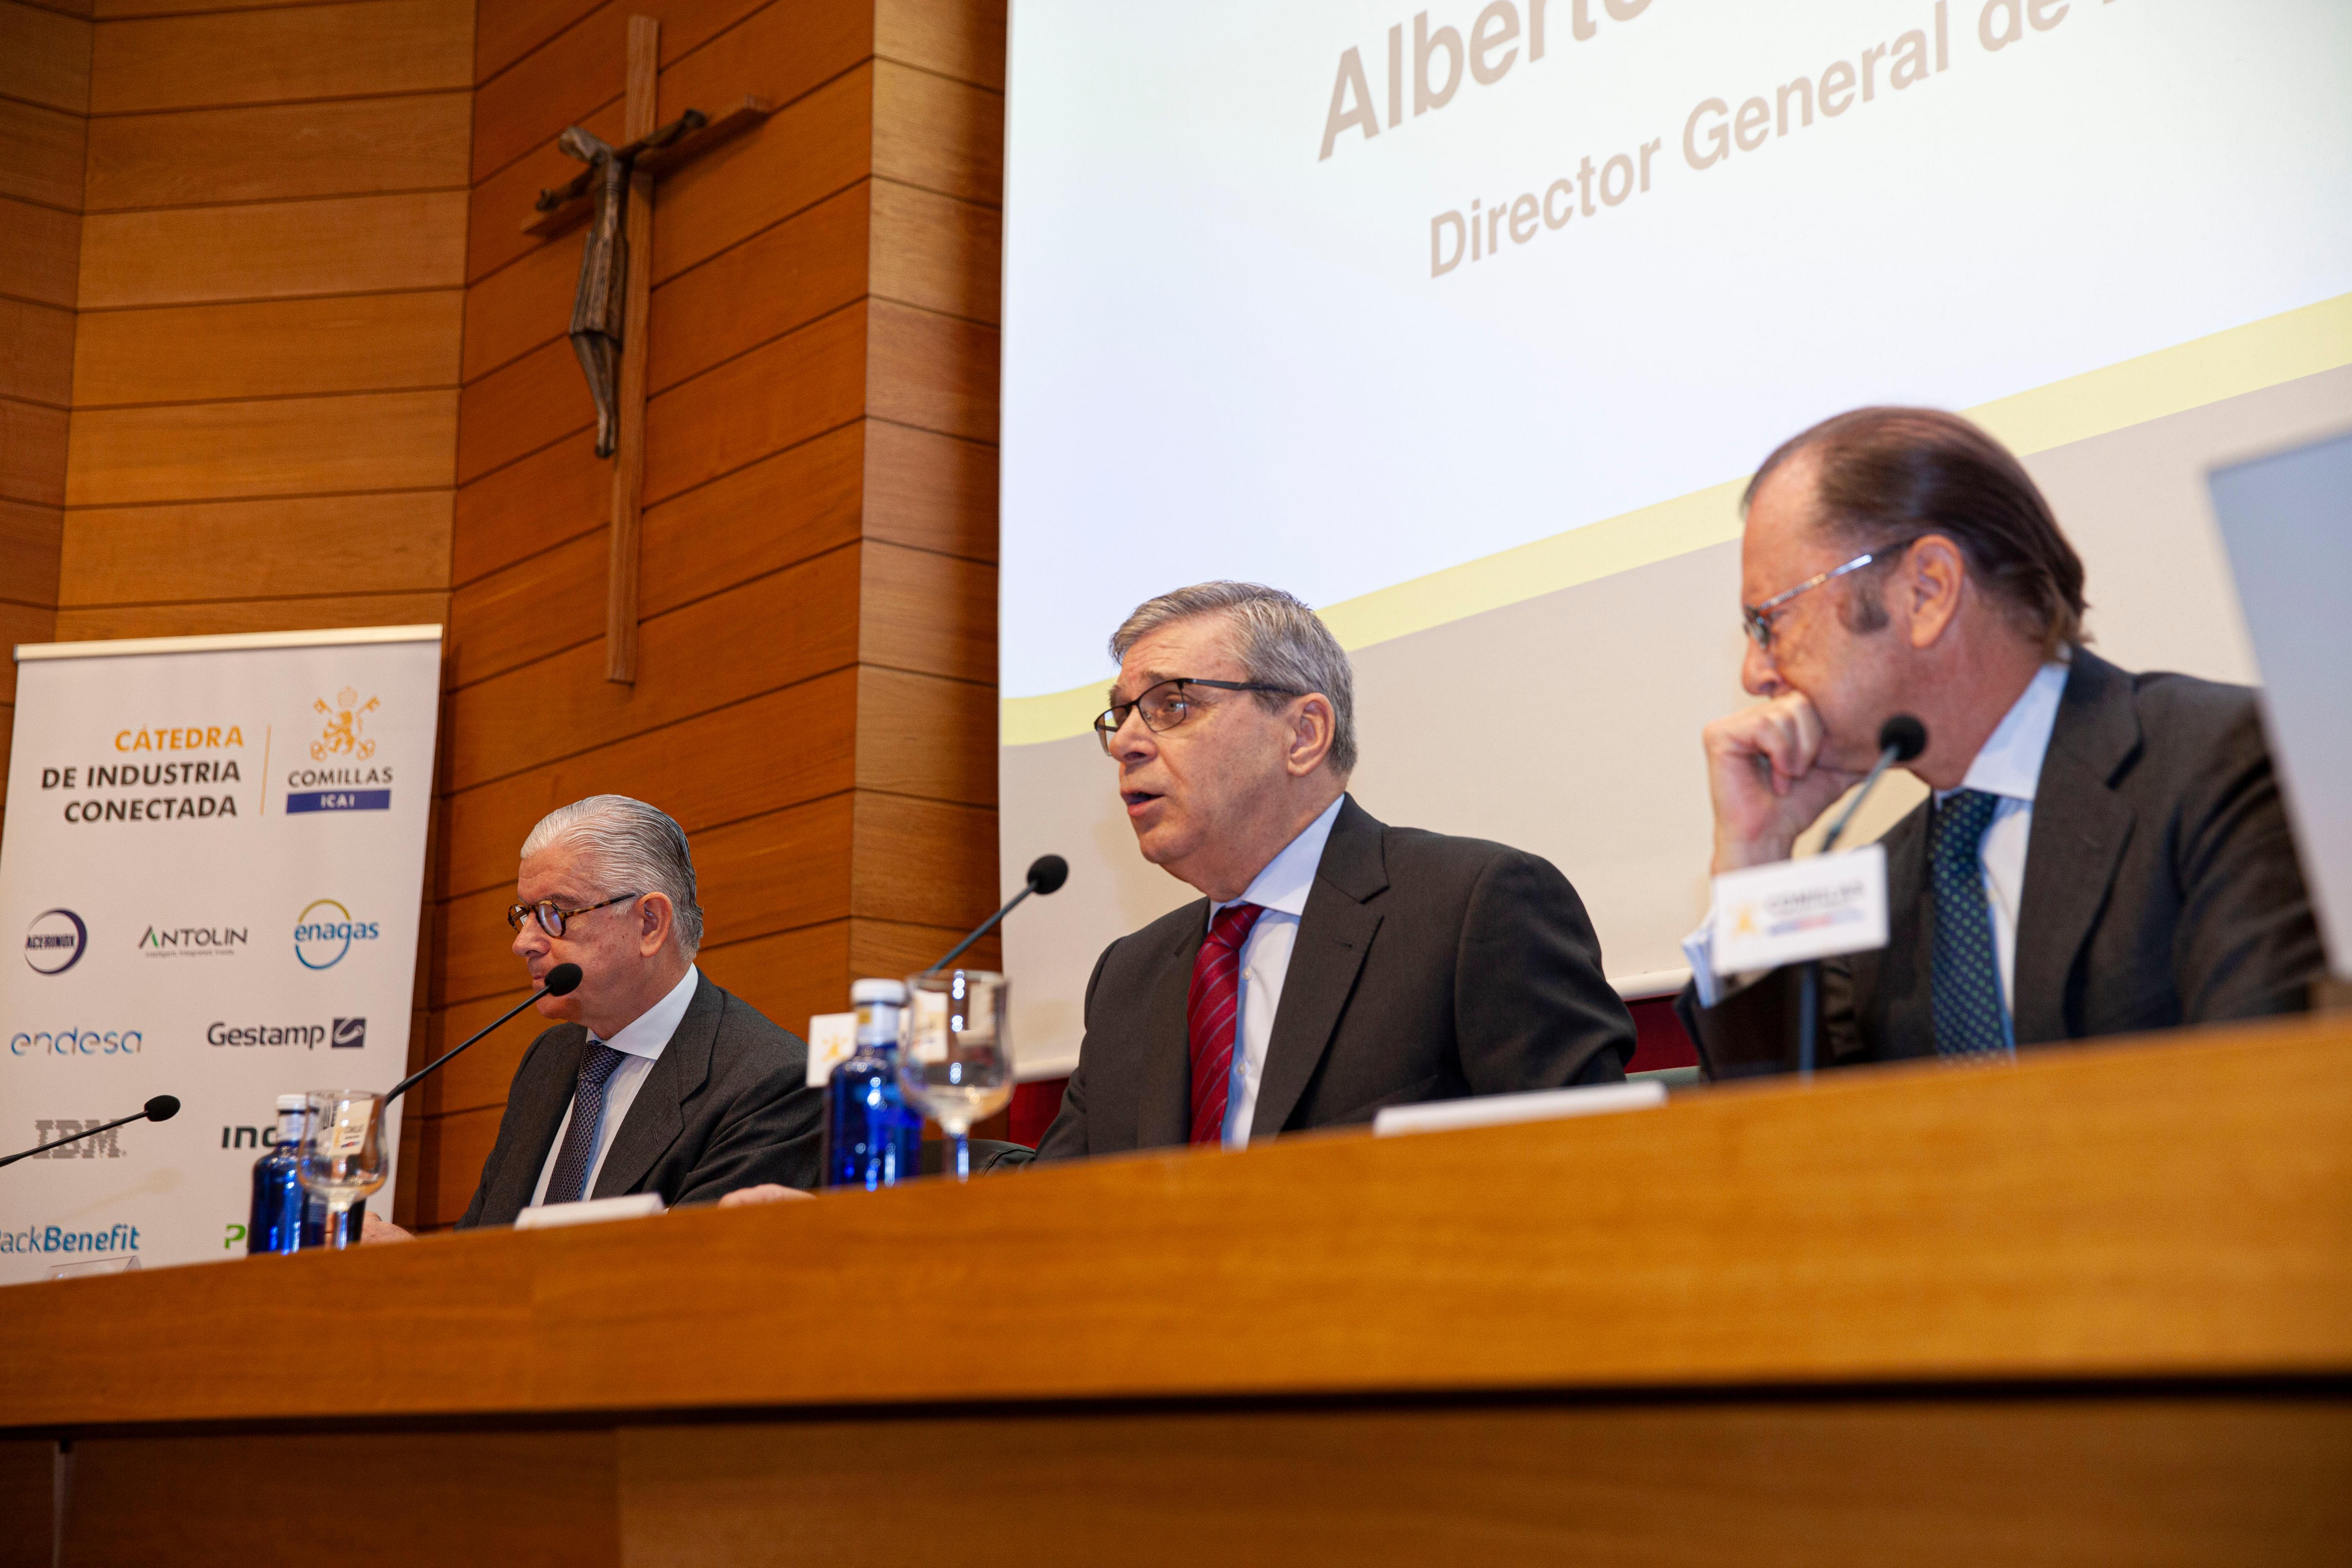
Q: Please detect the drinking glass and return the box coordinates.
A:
[298,1090,388,1250]
[897,970,1013,1182]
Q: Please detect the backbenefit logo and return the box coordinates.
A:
[0,1221,141,1256]
[24,908,86,975]
[294,899,380,970]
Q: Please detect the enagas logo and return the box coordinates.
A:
[293,900,380,970]
[24,910,86,975]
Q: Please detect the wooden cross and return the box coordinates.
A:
[522,16,771,684]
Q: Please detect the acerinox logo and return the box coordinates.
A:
[0,1221,141,1256]
[294,899,380,970]
[24,909,86,975]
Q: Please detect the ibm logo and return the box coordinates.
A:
[31,1119,122,1159]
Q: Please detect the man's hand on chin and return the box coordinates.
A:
[1703,690,1867,872]
[718,1184,815,1207]
[360,1213,414,1244]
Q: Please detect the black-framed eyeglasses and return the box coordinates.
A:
[1094,677,1302,754]
[506,891,640,938]
[1741,539,1921,651]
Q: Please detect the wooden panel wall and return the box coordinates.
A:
[402,0,1004,1228]
[0,0,89,842]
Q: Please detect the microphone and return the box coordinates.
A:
[1819,714,1929,853]
[385,961,583,1104]
[1800,715,1929,1080]
[0,1093,182,1170]
[927,854,1069,972]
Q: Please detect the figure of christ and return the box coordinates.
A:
[560,126,630,457]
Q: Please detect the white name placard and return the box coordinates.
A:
[1710,846,1890,973]
[803,1011,857,1088]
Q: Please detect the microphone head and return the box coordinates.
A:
[542,962,584,997]
[1879,714,1929,763]
[144,1094,180,1122]
[1026,854,1069,896]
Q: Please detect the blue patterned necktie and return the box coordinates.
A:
[1928,789,2010,1059]
[542,1042,627,1204]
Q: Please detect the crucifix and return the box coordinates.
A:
[523,15,771,683]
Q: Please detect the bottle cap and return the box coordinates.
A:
[850,978,908,1005]
[276,1093,307,1112]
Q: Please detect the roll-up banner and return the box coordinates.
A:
[0,626,441,1284]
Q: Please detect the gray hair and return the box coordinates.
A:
[521,795,705,958]
[1109,581,1358,775]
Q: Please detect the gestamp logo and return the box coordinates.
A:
[24,909,86,975]
[332,1016,366,1049]
[294,899,380,970]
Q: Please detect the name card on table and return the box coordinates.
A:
[513,1192,664,1230]
[805,1012,857,1088]
[1710,844,1890,973]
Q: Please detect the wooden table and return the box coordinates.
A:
[3,1016,2347,1566]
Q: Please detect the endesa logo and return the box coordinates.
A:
[294,899,380,970]
[24,909,86,975]
[0,1220,141,1256]
[9,1026,141,1057]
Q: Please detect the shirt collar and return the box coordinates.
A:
[1211,795,1347,923]
[1940,660,2069,805]
[591,964,700,1059]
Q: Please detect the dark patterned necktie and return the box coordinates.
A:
[542,1042,627,1204]
[1187,903,1265,1146]
[1929,790,2010,1059]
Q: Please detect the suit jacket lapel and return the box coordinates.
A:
[1250,796,1385,1141]
[485,1026,586,1222]
[2012,652,2140,1044]
[591,972,716,1199]
[1138,913,1207,1148]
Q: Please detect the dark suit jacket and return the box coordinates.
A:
[1677,650,2326,1075]
[1036,795,1637,1158]
[456,971,823,1228]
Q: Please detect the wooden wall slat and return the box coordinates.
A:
[445,528,603,690]
[640,300,865,506]
[646,179,867,396]
[83,93,472,211]
[475,0,606,90]
[64,389,459,505]
[0,603,55,700]
[0,499,65,606]
[862,419,993,562]
[0,0,93,113]
[410,1102,500,1226]
[866,297,996,442]
[872,57,999,206]
[454,333,592,486]
[850,789,995,927]
[649,64,869,291]
[0,297,75,407]
[450,428,603,588]
[465,98,623,286]
[57,493,451,605]
[870,178,997,324]
[88,0,473,116]
[93,0,333,18]
[78,191,469,309]
[876,0,1003,90]
[73,291,464,406]
[859,536,991,683]
[438,669,859,900]
[0,398,70,507]
[0,196,81,308]
[52,591,449,641]
[442,544,860,792]
[637,419,863,616]
[855,665,993,806]
[459,230,575,384]
[0,97,87,209]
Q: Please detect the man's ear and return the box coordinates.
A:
[1285,693,1337,778]
[639,892,676,956]
[1902,535,1968,649]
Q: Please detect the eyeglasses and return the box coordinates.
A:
[506,891,639,939]
[1741,539,1919,651]
[1094,677,1302,754]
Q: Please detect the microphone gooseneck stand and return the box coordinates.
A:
[1798,716,1929,1081]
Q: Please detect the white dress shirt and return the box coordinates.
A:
[528,964,700,1207]
[1683,662,2071,1044]
[1208,794,1346,1150]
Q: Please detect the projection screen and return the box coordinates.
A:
[998,0,2352,1078]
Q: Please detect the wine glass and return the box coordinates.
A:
[298,1090,388,1250]
[897,970,1013,1182]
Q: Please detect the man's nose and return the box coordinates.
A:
[1112,710,1157,766]
[1741,637,1787,698]
[512,917,544,960]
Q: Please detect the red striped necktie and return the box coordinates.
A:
[1187,902,1266,1146]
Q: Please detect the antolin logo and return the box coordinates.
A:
[139,923,247,959]
[24,909,86,975]
[0,1221,141,1256]
[294,900,379,970]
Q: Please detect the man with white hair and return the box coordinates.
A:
[365,795,821,1238]
[1036,582,1635,1159]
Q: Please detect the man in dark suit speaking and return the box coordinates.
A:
[366,795,820,1238]
[1678,407,2325,1072]
[1035,582,1634,1160]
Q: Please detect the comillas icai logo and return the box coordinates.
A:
[293,900,380,970]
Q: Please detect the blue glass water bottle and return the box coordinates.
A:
[824,979,921,1190]
[247,1094,308,1254]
